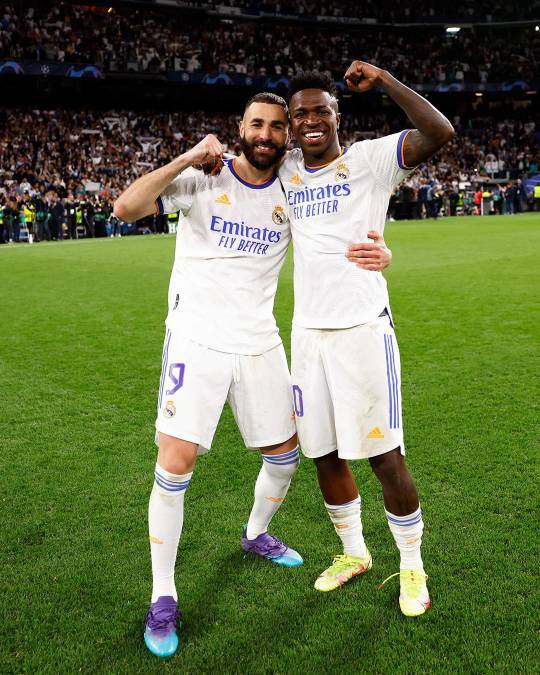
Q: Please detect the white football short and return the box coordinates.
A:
[155,330,296,454]
[291,313,405,460]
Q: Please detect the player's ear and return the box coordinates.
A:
[288,121,297,142]
[336,111,341,130]
[239,119,245,137]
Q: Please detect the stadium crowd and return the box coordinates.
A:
[0,105,537,242]
[182,0,539,22]
[0,2,537,83]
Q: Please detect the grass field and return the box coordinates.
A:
[1,214,539,674]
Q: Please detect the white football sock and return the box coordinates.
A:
[149,463,192,603]
[325,496,368,558]
[245,446,300,540]
[385,506,424,570]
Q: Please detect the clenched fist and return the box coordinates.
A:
[186,134,224,175]
[344,61,386,93]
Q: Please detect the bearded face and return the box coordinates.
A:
[239,133,287,170]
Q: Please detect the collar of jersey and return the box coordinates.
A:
[227,158,277,189]
[304,146,348,173]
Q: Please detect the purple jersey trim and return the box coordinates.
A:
[228,159,277,189]
[155,195,164,214]
[304,146,348,173]
[397,129,415,170]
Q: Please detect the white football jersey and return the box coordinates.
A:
[157,159,291,354]
[279,131,413,329]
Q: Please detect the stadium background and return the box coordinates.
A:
[0,0,539,238]
[1,1,538,673]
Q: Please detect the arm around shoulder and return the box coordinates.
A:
[113,134,224,222]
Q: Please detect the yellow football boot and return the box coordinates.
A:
[379,569,430,616]
[314,552,372,592]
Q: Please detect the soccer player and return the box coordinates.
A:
[281,63,454,616]
[114,93,304,658]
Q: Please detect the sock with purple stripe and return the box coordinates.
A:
[385,506,424,570]
[325,496,368,558]
[149,463,192,602]
[245,446,300,540]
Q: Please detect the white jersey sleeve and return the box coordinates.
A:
[156,167,200,214]
[359,130,415,192]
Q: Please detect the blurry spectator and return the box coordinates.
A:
[534,183,540,211]
[93,199,110,237]
[49,194,65,240]
[505,182,515,215]
[492,185,503,214]
[474,189,483,215]
[82,199,95,238]
[33,194,51,241]
[514,179,526,213]
[65,193,78,239]
[448,186,459,216]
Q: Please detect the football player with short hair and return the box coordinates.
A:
[115,93,305,658]
[281,63,454,616]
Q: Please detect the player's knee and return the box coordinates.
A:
[152,462,192,498]
[262,434,298,454]
[369,446,402,471]
[261,445,300,479]
[314,449,345,475]
[370,448,411,489]
[157,433,198,475]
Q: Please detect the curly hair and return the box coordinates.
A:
[287,71,337,101]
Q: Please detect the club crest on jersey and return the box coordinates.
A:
[335,162,350,181]
[163,400,176,418]
[272,205,287,225]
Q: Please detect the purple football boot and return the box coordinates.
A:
[143,596,181,657]
[241,527,303,567]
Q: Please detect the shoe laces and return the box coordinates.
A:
[378,569,428,595]
[328,554,358,573]
[146,604,181,633]
[257,534,287,557]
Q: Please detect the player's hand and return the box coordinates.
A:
[344,61,386,93]
[346,230,392,271]
[186,134,224,175]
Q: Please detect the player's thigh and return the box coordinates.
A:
[228,344,295,449]
[324,317,404,459]
[155,331,233,452]
[290,327,336,458]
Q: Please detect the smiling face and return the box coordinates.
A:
[239,102,288,170]
[289,88,341,165]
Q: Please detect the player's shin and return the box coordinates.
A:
[325,496,368,558]
[245,446,300,540]
[148,463,193,602]
[385,506,424,570]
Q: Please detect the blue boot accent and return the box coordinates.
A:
[273,548,304,567]
[144,628,179,657]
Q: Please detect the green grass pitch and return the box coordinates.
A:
[1,214,538,674]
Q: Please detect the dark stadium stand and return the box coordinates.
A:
[1,1,537,83]
[0,0,538,240]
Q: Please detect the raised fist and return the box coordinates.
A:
[344,61,386,93]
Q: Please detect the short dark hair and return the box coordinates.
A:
[287,71,337,101]
[244,92,288,114]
